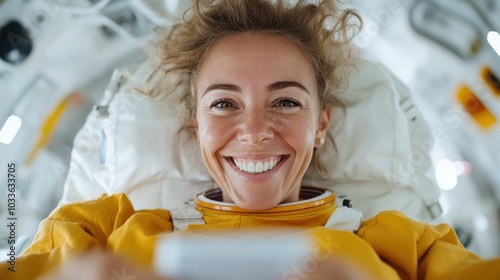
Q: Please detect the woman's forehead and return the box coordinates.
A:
[205,33,310,66]
[196,33,316,89]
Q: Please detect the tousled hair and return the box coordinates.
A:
[141,0,362,175]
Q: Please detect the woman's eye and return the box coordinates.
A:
[275,98,301,108]
[211,99,236,110]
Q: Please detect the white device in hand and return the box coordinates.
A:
[154,232,314,280]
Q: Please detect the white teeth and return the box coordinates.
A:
[247,161,255,173]
[255,162,263,173]
[233,156,282,174]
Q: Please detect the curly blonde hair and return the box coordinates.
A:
[143,0,361,175]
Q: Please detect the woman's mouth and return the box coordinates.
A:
[229,156,285,175]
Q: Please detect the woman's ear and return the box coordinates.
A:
[319,106,332,132]
[315,106,332,148]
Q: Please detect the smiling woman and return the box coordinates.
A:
[1,0,500,280]
[195,33,330,210]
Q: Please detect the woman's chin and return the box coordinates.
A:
[233,195,280,211]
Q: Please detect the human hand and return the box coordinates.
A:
[284,256,374,280]
[37,251,172,280]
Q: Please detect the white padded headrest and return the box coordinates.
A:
[60,57,441,221]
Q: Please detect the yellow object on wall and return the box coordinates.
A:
[456,85,496,129]
[24,92,83,166]
[480,66,500,97]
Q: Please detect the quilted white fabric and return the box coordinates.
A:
[60,57,442,222]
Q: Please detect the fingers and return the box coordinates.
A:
[286,256,374,280]
[37,251,171,280]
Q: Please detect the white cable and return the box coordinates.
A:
[50,0,113,15]
[128,0,178,26]
[72,15,152,47]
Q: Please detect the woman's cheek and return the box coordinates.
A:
[201,118,233,150]
[282,118,316,147]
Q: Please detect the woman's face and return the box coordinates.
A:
[195,33,331,210]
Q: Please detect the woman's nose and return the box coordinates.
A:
[238,108,274,144]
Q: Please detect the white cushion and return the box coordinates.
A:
[60,57,441,222]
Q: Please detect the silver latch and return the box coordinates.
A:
[94,69,128,118]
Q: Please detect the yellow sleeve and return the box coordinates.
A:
[0,193,172,280]
[357,211,500,280]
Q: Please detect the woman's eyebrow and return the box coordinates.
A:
[204,84,241,96]
[203,81,310,96]
[267,81,310,95]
